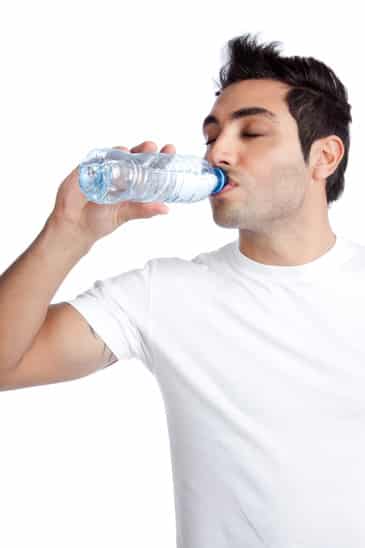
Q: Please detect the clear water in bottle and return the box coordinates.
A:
[78,148,227,204]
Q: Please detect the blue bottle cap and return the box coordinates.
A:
[211,167,228,194]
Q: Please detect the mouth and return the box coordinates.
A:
[214,178,239,196]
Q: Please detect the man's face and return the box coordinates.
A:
[203,79,313,232]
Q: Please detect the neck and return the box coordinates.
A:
[238,228,337,267]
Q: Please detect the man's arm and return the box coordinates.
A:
[0,300,118,391]
[0,141,174,387]
[0,215,92,373]
[87,322,117,368]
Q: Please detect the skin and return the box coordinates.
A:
[203,78,345,266]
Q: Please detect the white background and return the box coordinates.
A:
[0,1,364,546]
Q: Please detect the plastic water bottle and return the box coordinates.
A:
[78,148,228,204]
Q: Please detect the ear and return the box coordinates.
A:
[310,135,345,182]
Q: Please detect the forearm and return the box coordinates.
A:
[0,215,92,371]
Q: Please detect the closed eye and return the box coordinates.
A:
[204,133,262,146]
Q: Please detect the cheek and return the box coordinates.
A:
[258,145,305,180]
[249,154,278,181]
[245,142,280,173]
[246,158,307,200]
[266,166,308,209]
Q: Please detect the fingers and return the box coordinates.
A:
[113,146,129,152]
[130,141,158,153]
[113,141,176,154]
[160,144,176,154]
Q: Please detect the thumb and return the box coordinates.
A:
[156,203,170,214]
[146,202,170,216]
[140,201,169,215]
[117,201,169,223]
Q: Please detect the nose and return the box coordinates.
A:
[204,138,238,169]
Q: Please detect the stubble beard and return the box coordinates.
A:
[209,165,307,233]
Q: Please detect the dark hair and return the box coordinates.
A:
[214,33,352,206]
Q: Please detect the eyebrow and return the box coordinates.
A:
[202,106,278,132]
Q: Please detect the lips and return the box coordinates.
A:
[215,181,237,195]
[216,178,239,193]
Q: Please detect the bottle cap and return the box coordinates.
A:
[211,167,228,194]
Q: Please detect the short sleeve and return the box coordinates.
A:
[64,260,155,374]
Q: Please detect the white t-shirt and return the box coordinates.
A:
[66,234,365,548]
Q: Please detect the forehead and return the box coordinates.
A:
[206,79,291,124]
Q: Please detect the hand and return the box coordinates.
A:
[48,141,176,247]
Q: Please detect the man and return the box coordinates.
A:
[0,33,361,547]
[205,77,342,266]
